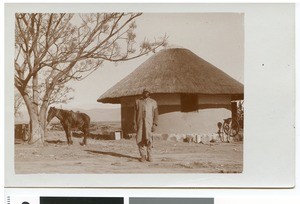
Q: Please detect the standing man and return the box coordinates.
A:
[133,89,159,162]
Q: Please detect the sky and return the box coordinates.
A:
[64,13,244,110]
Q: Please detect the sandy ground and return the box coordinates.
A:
[15,131,243,174]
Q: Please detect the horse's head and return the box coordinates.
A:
[47,107,58,123]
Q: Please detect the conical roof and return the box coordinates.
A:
[98,48,243,104]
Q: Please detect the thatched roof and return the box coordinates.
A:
[98,48,244,104]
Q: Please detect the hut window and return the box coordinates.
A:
[180,94,198,112]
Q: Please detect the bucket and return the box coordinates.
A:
[195,135,201,143]
[114,131,122,140]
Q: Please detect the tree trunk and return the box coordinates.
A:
[32,73,39,118]
[39,105,48,139]
[29,112,44,145]
[26,72,44,145]
[19,89,44,145]
[18,96,46,145]
[16,76,53,145]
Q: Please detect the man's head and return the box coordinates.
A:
[142,88,150,98]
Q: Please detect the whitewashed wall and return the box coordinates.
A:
[156,108,231,134]
[120,94,232,135]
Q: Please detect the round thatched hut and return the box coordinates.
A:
[97,48,243,138]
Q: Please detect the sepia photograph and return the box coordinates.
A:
[14,12,244,174]
[5,3,294,188]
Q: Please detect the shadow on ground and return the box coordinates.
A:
[85,150,139,161]
[44,139,67,144]
[73,132,115,140]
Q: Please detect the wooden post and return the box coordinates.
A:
[231,102,238,120]
[121,105,135,139]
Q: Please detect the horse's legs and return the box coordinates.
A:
[64,126,73,145]
[80,126,89,146]
[81,132,87,146]
[69,131,73,145]
[63,126,69,144]
[81,135,87,146]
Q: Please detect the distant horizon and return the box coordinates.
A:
[49,104,121,110]
[15,107,122,123]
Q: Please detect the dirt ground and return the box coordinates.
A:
[15,131,243,174]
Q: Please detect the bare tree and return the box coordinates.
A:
[14,13,167,145]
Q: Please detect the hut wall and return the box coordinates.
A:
[120,94,231,106]
[120,94,180,107]
[120,94,232,136]
[156,108,230,134]
[197,94,231,105]
[121,106,135,137]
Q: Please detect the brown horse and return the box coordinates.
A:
[47,107,90,145]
